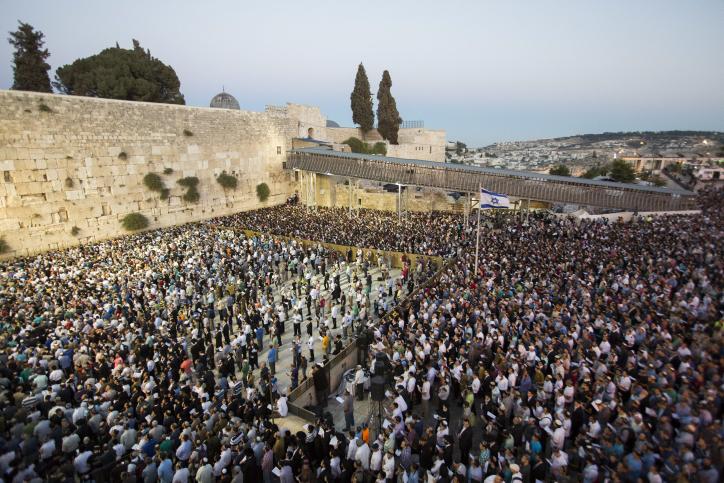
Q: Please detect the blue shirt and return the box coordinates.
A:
[268,347,278,363]
[157,458,173,483]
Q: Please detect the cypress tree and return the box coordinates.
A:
[376,70,402,145]
[350,63,374,135]
[8,21,52,92]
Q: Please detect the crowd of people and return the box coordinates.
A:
[219,206,467,257]
[0,218,438,482]
[343,188,722,483]
[0,188,721,482]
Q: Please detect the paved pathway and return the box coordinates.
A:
[223,264,403,396]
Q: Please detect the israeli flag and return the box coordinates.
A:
[480,188,510,209]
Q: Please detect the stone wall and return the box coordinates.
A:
[266,103,327,140]
[311,175,468,213]
[325,126,446,162]
[0,90,296,258]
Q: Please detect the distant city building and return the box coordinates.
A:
[209,90,240,110]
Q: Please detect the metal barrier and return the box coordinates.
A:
[288,148,698,211]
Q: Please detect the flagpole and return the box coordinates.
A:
[474,184,481,273]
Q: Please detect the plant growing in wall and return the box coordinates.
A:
[256,182,270,202]
[143,172,165,192]
[0,237,9,254]
[121,213,149,231]
[64,177,74,188]
[70,226,80,236]
[163,167,173,175]
[177,176,200,203]
[183,129,193,137]
[216,171,238,190]
[118,151,128,160]
[38,103,53,113]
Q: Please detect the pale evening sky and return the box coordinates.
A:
[2,0,723,146]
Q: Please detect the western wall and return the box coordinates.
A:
[0,90,296,257]
[0,91,460,258]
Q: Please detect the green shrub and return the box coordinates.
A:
[38,103,53,113]
[182,187,200,203]
[342,137,367,153]
[256,182,270,202]
[64,177,74,188]
[0,237,9,254]
[70,226,80,236]
[163,167,173,175]
[177,176,200,202]
[217,171,238,190]
[549,164,571,177]
[121,213,149,231]
[372,142,387,155]
[177,176,199,188]
[183,129,193,137]
[342,137,387,155]
[118,151,128,160]
[143,173,165,192]
[160,188,170,200]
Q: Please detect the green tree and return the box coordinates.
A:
[376,70,402,144]
[609,159,636,183]
[350,63,374,135]
[8,21,52,92]
[581,165,609,179]
[549,164,571,176]
[54,39,185,104]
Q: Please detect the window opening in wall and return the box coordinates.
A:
[429,146,432,154]
[277,146,282,155]
[3,171,10,182]
[58,208,68,222]
[101,203,111,216]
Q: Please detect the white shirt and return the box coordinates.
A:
[74,450,93,474]
[355,443,371,470]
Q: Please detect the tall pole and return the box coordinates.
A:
[348,177,352,218]
[397,184,402,221]
[474,184,482,272]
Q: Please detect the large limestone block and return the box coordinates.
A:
[65,190,86,201]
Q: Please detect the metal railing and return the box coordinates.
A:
[287,149,698,211]
[401,120,425,129]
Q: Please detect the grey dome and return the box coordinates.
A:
[326,120,340,127]
[210,92,240,110]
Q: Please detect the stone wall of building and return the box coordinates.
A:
[325,127,446,162]
[0,90,296,258]
[266,103,328,140]
[387,128,446,162]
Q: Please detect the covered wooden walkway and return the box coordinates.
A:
[286,147,697,211]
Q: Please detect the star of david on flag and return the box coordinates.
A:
[480,188,510,209]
